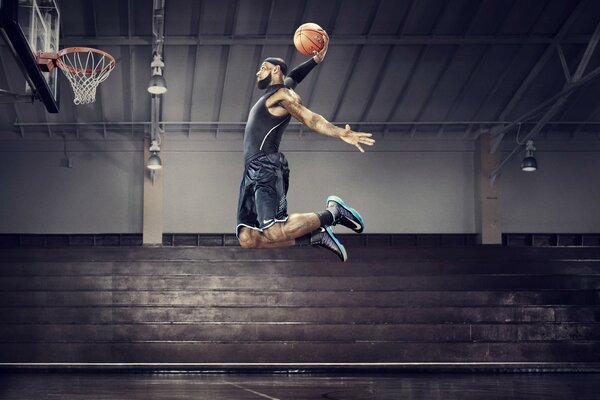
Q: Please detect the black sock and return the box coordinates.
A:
[316,210,334,227]
[327,204,341,221]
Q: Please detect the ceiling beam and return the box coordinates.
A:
[56,34,596,47]
[14,120,600,129]
[489,64,600,139]
[491,18,600,180]
[489,0,589,151]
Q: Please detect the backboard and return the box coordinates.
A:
[0,0,60,112]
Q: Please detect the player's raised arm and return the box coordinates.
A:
[283,34,328,89]
[283,58,318,89]
[272,88,375,153]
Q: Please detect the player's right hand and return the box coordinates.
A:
[340,124,375,153]
[313,31,329,64]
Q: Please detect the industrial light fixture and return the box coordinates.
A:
[147,140,162,170]
[147,53,167,94]
[521,140,537,172]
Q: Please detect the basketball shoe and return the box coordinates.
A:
[311,226,347,262]
[326,195,364,233]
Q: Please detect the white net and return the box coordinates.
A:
[57,48,115,105]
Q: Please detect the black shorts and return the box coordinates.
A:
[236,151,290,237]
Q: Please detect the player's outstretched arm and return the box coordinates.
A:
[274,88,375,153]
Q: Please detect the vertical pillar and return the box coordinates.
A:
[474,132,502,244]
[143,133,164,245]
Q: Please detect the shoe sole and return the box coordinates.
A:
[325,226,347,262]
[326,195,365,234]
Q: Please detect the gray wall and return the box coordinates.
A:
[0,130,598,234]
[0,133,143,234]
[503,149,600,233]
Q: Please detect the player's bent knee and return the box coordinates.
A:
[238,229,258,249]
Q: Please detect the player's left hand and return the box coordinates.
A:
[340,124,375,153]
[313,31,329,64]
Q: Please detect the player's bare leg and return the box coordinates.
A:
[238,213,320,249]
[238,196,365,261]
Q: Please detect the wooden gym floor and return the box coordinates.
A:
[1,372,600,399]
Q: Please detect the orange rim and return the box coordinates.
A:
[56,47,116,75]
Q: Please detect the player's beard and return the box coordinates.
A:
[257,72,271,90]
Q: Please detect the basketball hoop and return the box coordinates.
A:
[37,47,116,105]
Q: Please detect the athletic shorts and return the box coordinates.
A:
[236,151,289,238]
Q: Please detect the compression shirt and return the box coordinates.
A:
[243,58,318,161]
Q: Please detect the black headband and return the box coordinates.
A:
[263,57,288,75]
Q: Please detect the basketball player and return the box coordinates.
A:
[236,35,375,261]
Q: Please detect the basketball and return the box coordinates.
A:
[294,23,326,55]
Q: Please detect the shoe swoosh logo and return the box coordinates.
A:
[349,218,362,230]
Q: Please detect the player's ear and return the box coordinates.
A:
[273,65,280,74]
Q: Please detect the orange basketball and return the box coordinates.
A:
[294,23,326,55]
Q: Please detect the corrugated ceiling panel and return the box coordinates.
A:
[508,52,567,121]
[368,0,410,35]
[267,0,307,35]
[197,0,238,36]
[400,0,447,35]
[334,46,388,122]
[94,0,130,36]
[1,0,599,136]
[432,0,481,35]
[298,0,343,32]
[557,50,600,121]
[234,0,270,35]
[162,46,196,122]
[444,45,521,122]
[60,0,92,37]
[497,1,549,35]
[132,0,153,36]
[164,0,203,36]
[332,0,380,35]
[529,0,579,35]
[364,46,421,122]
[218,46,262,122]
[134,47,153,122]
[99,46,130,122]
[567,0,600,35]
[391,46,456,122]
[188,46,226,122]
[466,0,516,35]
[474,45,546,121]
[419,45,487,121]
